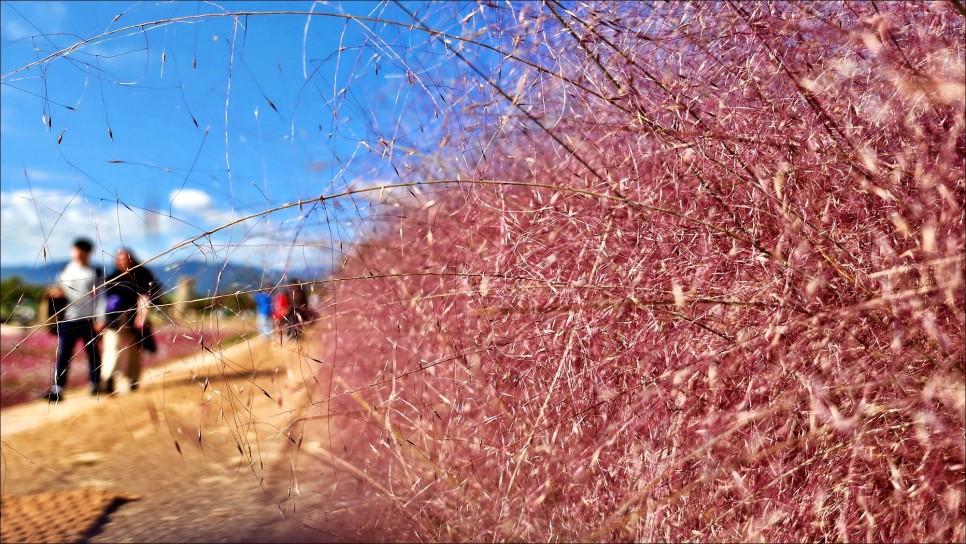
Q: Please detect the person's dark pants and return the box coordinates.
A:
[54,318,101,391]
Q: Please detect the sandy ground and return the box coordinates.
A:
[0,330,411,543]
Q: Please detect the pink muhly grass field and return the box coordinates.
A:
[301,2,964,542]
[0,324,234,407]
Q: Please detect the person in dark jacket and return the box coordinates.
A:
[100,248,160,393]
[287,279,315,339]
[290,280,314,328]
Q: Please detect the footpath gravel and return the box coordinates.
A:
[0,332,410,543]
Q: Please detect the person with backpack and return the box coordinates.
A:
[100,248,161,393]
[42,238,106,402]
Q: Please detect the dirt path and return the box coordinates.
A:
[0,332,408,543]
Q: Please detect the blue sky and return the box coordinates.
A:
[1,1,472,277]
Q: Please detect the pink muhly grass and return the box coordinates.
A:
[305,2,964,542]
[0,324,237,407]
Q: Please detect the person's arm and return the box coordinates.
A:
[93,268,107,332]
[147,273,163,305]
[137,271,161,328]
[45,271,66,327]
[49,268,66,300]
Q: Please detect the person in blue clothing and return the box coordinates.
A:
[253,288,273,336]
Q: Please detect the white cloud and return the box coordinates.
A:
[20,168,63,183]
[1,18,31,41]
[2,190,136,264]
[46,1,69,24]
[1,1,68,41]
[168,188,212,212]
[0,188,329,272]
[1,189,183,267]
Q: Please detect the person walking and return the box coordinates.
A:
[290,280,315,336]
[272,280,314,340]
[42,238,106,402]
[272,286,293,337]
[253,288,274,337]
[100,248,161,393]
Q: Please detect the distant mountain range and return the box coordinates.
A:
[0,259,329,296]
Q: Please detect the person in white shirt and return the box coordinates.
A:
[43,238,106,402]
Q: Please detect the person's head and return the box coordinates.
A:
[71,238,94,266]
[115,248,138,272]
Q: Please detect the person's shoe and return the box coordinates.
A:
[42,390,63,403]
[129,382,139,392]
[104,377,116,394]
